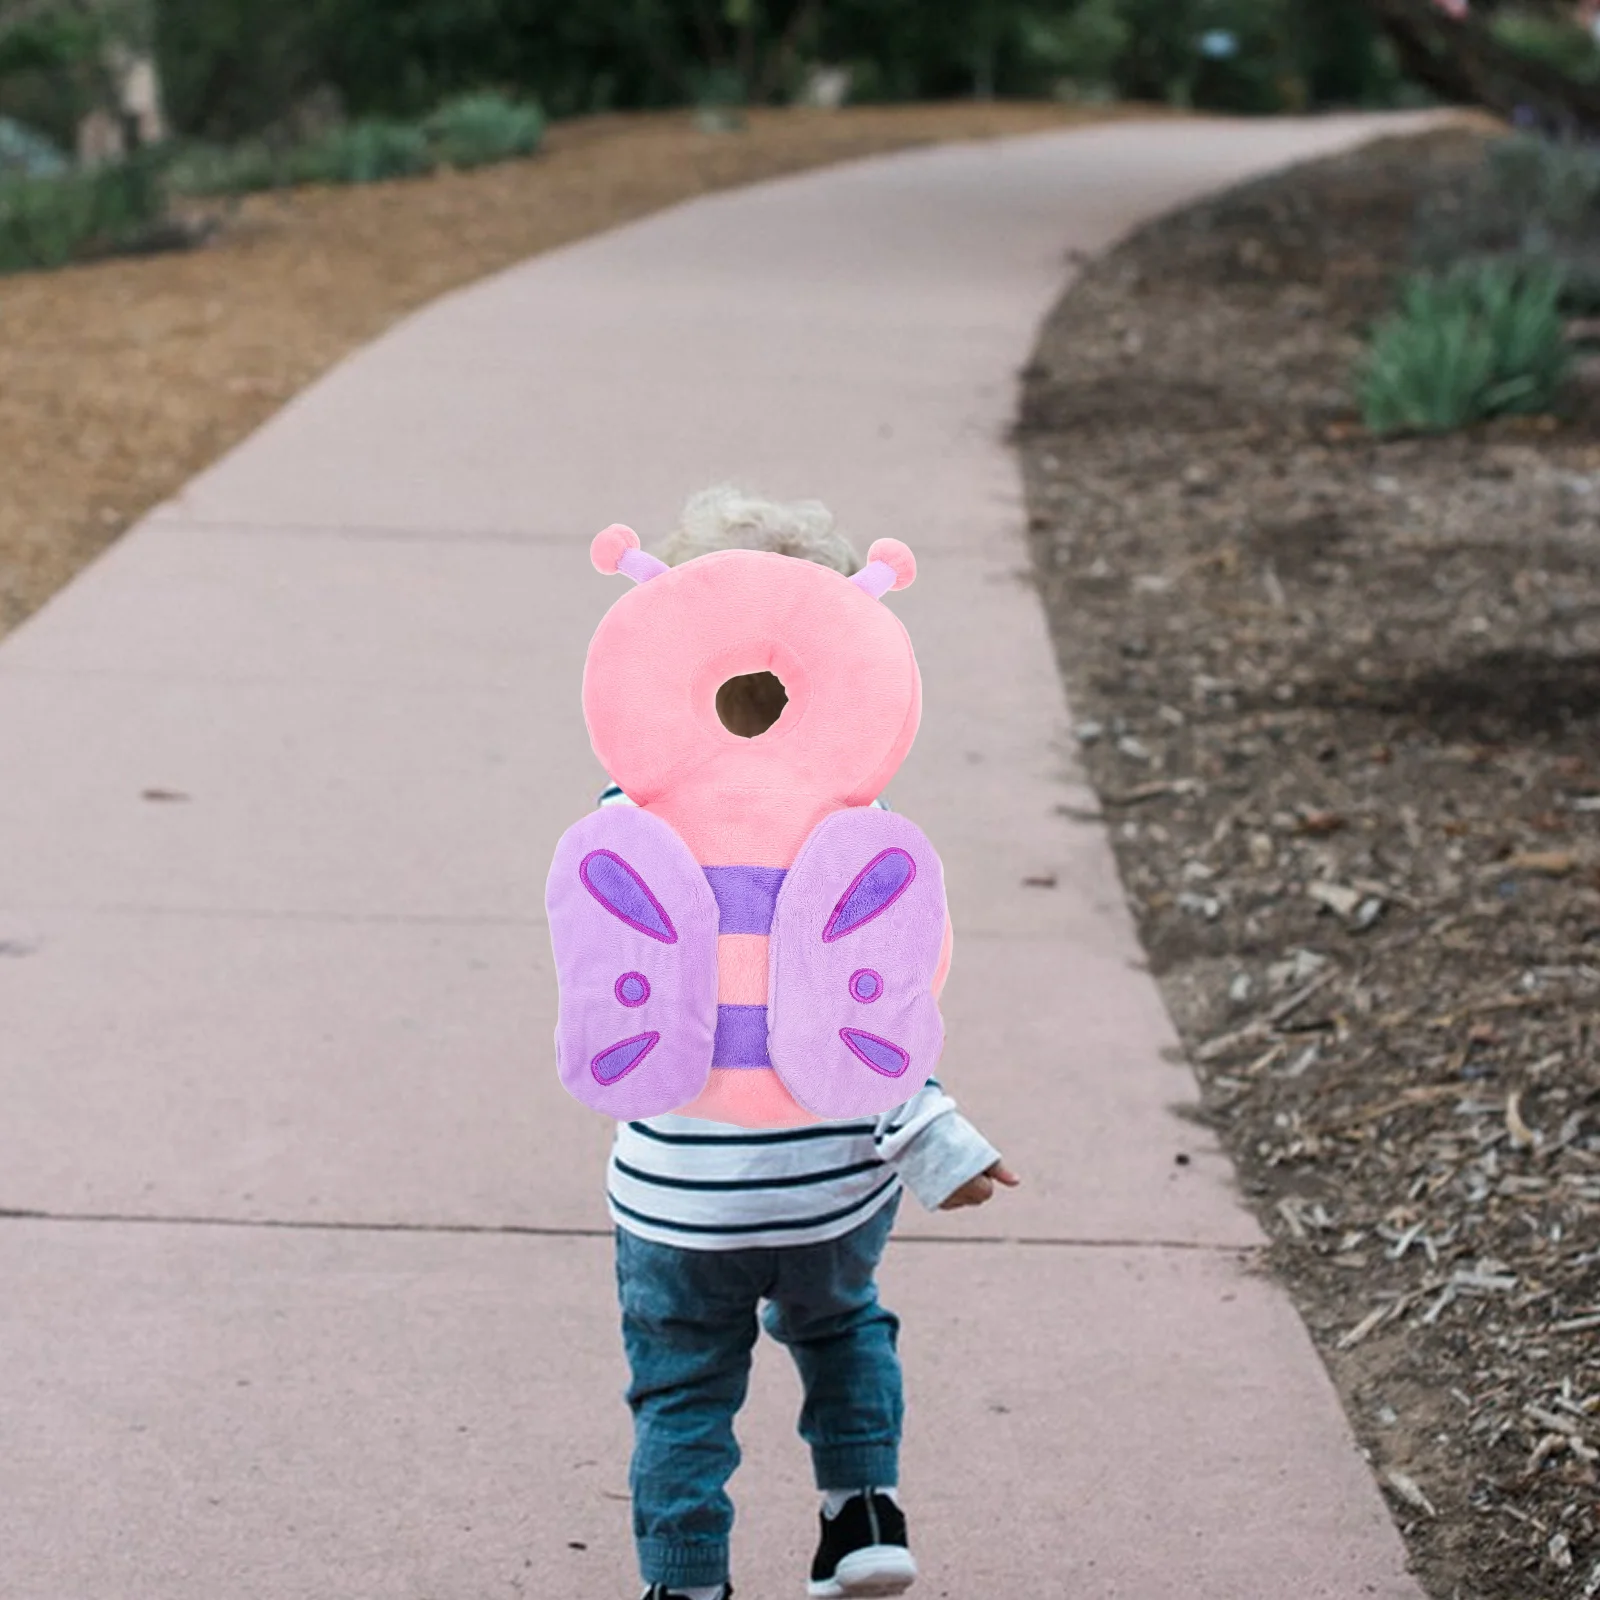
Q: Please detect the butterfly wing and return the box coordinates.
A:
[546,805,718,1118]
[767,808,946,1119]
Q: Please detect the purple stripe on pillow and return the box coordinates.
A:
[703,865,788,935]
[712,1004,771,1068]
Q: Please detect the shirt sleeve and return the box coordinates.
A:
[872,1080,1001,1211]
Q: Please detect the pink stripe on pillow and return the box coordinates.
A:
[679,1067,820,1128]
[717,933,769,1005]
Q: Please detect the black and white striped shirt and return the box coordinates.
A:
[595,785,998,1250]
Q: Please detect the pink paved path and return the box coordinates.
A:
[0,118,1435,1597]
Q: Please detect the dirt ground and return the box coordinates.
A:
[0,100,1158,644]
[1019,129,1600,1600]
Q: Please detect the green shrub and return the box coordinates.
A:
[1291,0,1403,107]
[423,91,544,168]
[1359,261,1571,435]
[1187,0,1301,115]
[0,115,69,178]
[174,118,435,192]
[1485,135,1600,235]
[1020,0,1130,97]
[166,139,285,195]
[1490,6,1600,86]
[152,0,1408,139]
[296,116,434,183]
[153,0,329,143]
[1415,134,1600,314]
[0,153,167,273]
[169,94,544,199]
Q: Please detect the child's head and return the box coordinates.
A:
[655,484,860,575]
[656,486,861,738]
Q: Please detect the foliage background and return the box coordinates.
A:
[139,0,1408,141]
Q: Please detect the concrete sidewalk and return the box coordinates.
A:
[0,117,1432,1598]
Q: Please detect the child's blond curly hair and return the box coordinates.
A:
[654,484,861,575]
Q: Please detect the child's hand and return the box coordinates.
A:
[939,1159,1021,1210]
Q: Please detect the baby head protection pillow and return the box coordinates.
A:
[545,523,950,1129]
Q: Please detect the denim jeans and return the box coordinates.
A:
[614,1193,903,1590]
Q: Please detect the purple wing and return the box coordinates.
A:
[767,808,946,1118]
[546,806,718,1118]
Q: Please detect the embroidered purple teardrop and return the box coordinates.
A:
[822,848,916,943]
[592,1031,659,1084]
[580,850,678,943]
[839,1028,910,1078]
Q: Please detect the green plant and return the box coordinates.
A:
[0,0,159,150]
[423,90,544,168]
[1021,0,1130,95]
[0,113,69,177]
[1359,261,1571,435]
[1490,6,1600,88]
[294,116,433,183]
[168,91,545,198]
[0,150,166,273]
[1485,135,1600,235]
[166,137,284,194]
[1291,0,1401,107]
[1415,134,1600,314]
[149,0,1410,141]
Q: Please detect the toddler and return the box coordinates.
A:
[599,487,1018,1600]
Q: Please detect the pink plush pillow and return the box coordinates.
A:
[545,525,949,1128]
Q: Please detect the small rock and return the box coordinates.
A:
[1382,1470,1436,1517]
[1268,948,1329,990]
[1177,891,1222,921]
[1308,881,1362,918]
[1353,896,1386,931]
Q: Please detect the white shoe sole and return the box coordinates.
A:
[806,1544,918,1598]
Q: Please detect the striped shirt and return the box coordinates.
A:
[596,784,998,1250]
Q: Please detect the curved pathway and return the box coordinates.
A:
[0,115,1438,1597]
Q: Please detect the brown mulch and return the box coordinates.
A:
[0,99,1161,646]
[1019,127,1600,1600]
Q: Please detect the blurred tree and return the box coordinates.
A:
[144,0,1419,142]
[0,0,165,155]
[154,0,331,139]
[1292,0,1400,104]
[1360,0,1600,133]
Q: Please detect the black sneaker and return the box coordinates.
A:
[640,1586,732,1600]
[808,1491,916,1597]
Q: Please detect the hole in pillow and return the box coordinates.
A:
[716,671,788,738]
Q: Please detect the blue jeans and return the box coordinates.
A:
[614,1193,903,1590]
